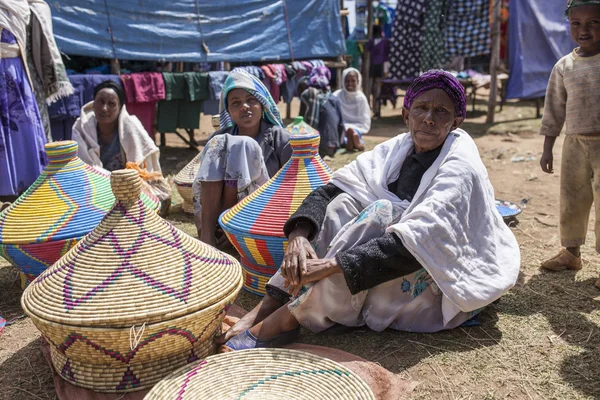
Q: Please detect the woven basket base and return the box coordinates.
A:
[50,339,217,393]
[145,348,375,399]
[27,292,234,367]
[175,185,194,215]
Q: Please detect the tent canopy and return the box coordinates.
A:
[506,0,575,99]
[50,0,345,62]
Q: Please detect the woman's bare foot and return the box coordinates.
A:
[215,295,284,344]
[345,129,355,152]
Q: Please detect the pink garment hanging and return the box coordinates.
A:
[260,65,280,103]
[120,73,166,138]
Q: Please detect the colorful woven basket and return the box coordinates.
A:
[0,141,160,288]
[144,348,374,399]
[21,169,243,393]
[219,132,332,295]
[173,153,202,214]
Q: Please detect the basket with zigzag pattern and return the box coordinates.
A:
[0,141,160,288]
[219,132,332,296]
[21,169,243,393]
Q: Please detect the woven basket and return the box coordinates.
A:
[173,153,202,214]
[144,348,374,399]
[219,132,332,295]
[22,169,243,393]
[0,141,161,287]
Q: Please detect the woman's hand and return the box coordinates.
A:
[288,258,342,297]
[540,151,554,174]
[281,223,316,287]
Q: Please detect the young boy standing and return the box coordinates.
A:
[540,0,600,288]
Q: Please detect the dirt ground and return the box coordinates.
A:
[1,94,599,400]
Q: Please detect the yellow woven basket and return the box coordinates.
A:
[173,153,202,214]
[21,169,243,392]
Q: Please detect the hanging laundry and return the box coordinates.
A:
[420,0,450,71]
[260,65,281,102]
[445,0,490,58]
[120,72,165,138]
[389,0,428,80]
[157,72,209,133]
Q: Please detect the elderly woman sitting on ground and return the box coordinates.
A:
[219,70,520,350]
[333,67,370,152]
[193,70,292,247]
[72,80,170,214]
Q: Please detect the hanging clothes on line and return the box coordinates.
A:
[389,0,428,80]
[120,72,165,138]
[445,0,491,58]
[420,0,449,71]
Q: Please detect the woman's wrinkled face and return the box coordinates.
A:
[93,88,121,125]
[227,88,262,132]
[344,72,359,92]
[402,89,463,153]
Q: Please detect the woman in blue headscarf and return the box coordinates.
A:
[192,70,292,247]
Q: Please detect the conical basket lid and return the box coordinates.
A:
[220,132,332,237]
[22,169,242,328]
[173,153,202,187]
[285,117,319,136]
[0,141,160,245]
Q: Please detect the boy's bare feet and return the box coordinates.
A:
[540,249,582,271]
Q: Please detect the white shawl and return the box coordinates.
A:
[72,102,162,173]
[330,129,520,324]
[0,0,29,55]
[332,67,371,134]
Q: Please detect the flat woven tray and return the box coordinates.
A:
[144,348,375,399]
[173,153,202,214]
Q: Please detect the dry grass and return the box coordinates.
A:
[1,99,599,400]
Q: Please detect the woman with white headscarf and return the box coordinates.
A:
[333,67,371,152]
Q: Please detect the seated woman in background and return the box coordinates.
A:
[333,68,370,152]
[72,80,170,214]
[301,66,345,158]
[219,71,520,350]
[193,70,292,247]
[73,80,161,173]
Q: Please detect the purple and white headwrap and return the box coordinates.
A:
[404,70,467,119]
[307,66,331,90]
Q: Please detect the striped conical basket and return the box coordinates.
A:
[144,348,374,399]
[219,132,332,295]
[21,169,243,393]
[173,153,202,214]
[0,141,160,288]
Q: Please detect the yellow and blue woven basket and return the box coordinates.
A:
[0,141,160,287]
[219,131,332,295]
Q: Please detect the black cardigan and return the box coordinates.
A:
[282,146,442,295]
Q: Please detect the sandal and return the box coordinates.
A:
[540,249,582,271]
[224,327,300,351]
